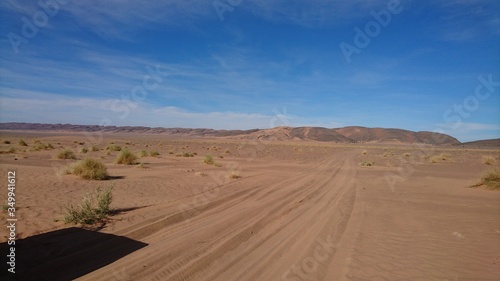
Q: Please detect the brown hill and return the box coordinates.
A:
[457,138,500,148]
[333,126,460,145]
[0,122,460,145]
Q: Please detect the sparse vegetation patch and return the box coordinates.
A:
[204,155,215,165]
[58,149,76,159]
[480,168,500,190]
[482,155,496,165]
[63,186,113,225]
[106,143,122,151]
[116,149,138,165]
[66,158,108,180]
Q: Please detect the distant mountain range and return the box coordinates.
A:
[0,122,472,145]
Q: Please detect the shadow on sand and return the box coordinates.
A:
[1,227,148,280]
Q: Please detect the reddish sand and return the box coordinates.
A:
[0,131,498,280]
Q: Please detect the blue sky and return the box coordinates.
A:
[0,0,499,142]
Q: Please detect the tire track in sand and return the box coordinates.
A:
[79,151,361,281]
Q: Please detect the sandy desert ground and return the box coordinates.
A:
[0,131,499,280]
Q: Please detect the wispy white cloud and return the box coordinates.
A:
[243,0,387,27]
[430,0,500,42]
[436,122,500,142]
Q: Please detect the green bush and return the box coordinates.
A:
[63,186,113,225]
[66,158,108,180]
[58,149,76,159]
[116,149,138,165]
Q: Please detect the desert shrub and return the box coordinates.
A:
[80,147,88,154]
[403,153,411,157]
[479,168,500,190]
[168,151,174,154]
[63,186,113,225]
[116,149,138,165]
[382,152,388,157]
[139,150,148,157]
[7,147,16,154]
[3,140,10,144]
[106,143,121,151]
[66,158,108,180]
[439,153,451,161]
[18,140,28,146]
[228,169,240,179]
[31,142,47,151]
[90,144,99,152]
[204,155,215,165]
[46,143,54,149]
[183,152,195,157]
[58,149,76,159]
[482,155,496,165]
[430,153,450,163]
[150,151,160,157]
[362,150,367,155]
[360,161,374,167]
[136,163,147,169]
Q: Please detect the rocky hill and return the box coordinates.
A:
[0,122,461,145]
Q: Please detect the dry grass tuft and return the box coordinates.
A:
[204,155,215,165]
[228,169,241,179]
[479,168,500,190]
[58,149,76,159]
[66,158,108,180]
[482,155,496,165]
[116,149,138,165]
[63,186,113,225]
[360,161,374,167]
[106,143,122,151]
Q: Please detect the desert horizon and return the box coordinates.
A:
[2,121,497,144]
